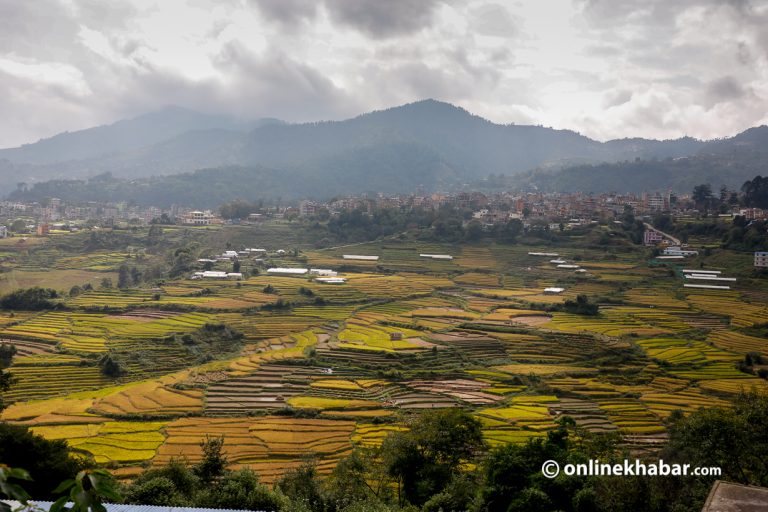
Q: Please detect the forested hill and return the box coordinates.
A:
[516,125,768,193]
[1,100,709,196]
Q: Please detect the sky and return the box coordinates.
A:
[1,0,767,148]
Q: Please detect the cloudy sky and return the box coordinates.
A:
[1,0,767,148]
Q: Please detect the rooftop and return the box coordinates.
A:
[702,481,768,512]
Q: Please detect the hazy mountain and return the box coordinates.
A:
[7,99,767,202]
[518,126,768,194]
[0,106,272,165]
[10,121,768,206]
[0,100,712,191]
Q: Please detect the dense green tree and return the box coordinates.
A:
[381,408,484,506]
[324,448,392,510]
[170,248,195,278]
[123,459,198,506]
[0,287,58,310]
[198,468,285,511]
[692,183,713,212]
[0,423,92,499]
[130,267,142,285]
[562,295,599,316]
[98,353,124,377]
[276,461,325,511]
[0,344,16,368]
[742,175,768,208]
[465,220,484,241]
[117,265,130,289]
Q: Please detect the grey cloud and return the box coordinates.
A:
[73,0,140,30]
[324,0,444,39]
[468,3,519,38]
[602,89,632,109]
[0,0,80,60]
[251,0,444,38]
[701,76,754,110]
[249,0,319,27]
[209,42,359,121]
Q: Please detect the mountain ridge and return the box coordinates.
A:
[2,99,765,200]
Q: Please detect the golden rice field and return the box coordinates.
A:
[2,228,767,482]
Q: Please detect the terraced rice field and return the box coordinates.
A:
[3,229,767,482]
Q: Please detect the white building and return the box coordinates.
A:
[266,268,308,275]
[182,210,217,225]
[315,277,347,284]
[191,271,228,279]
[310,269,338,276]
[342,255,379,261]
[419,254,453,260]
[663,246,699,257]
[755,251,768,268]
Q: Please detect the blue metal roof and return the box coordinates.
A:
[3,501,259,512]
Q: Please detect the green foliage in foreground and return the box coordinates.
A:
[0,423,92,499]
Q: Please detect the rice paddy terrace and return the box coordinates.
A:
[1,224,767,481]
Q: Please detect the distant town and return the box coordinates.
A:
[2,189,765,228]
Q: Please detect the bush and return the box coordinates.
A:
[98,354,124,377]
[0,287,59,310]
[198,468,286,512]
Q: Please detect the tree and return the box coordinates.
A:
[692,183,713,212]
[198,468,285,512]
[503,219,523,241]
[325,448,392,509]
[0,423,92,499]
[69,285,82,297]
[9,219,27,234]
[563,294,599,316]
[117,265,130,289]
[98,354,124,378]
[742,175,768,209]
[665,389,768,487]
[0,343,16,368]
[0,287,58,310]
[124,459,198,506]
[232,259,241,273]
[100,278,112,289]
[276,461,325,511]
[381,408,485,506]
[170,248,195,278]
[194,435,228,484]
[465,220,484,241]
[0,366,14,412]
[130,267,142,285]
